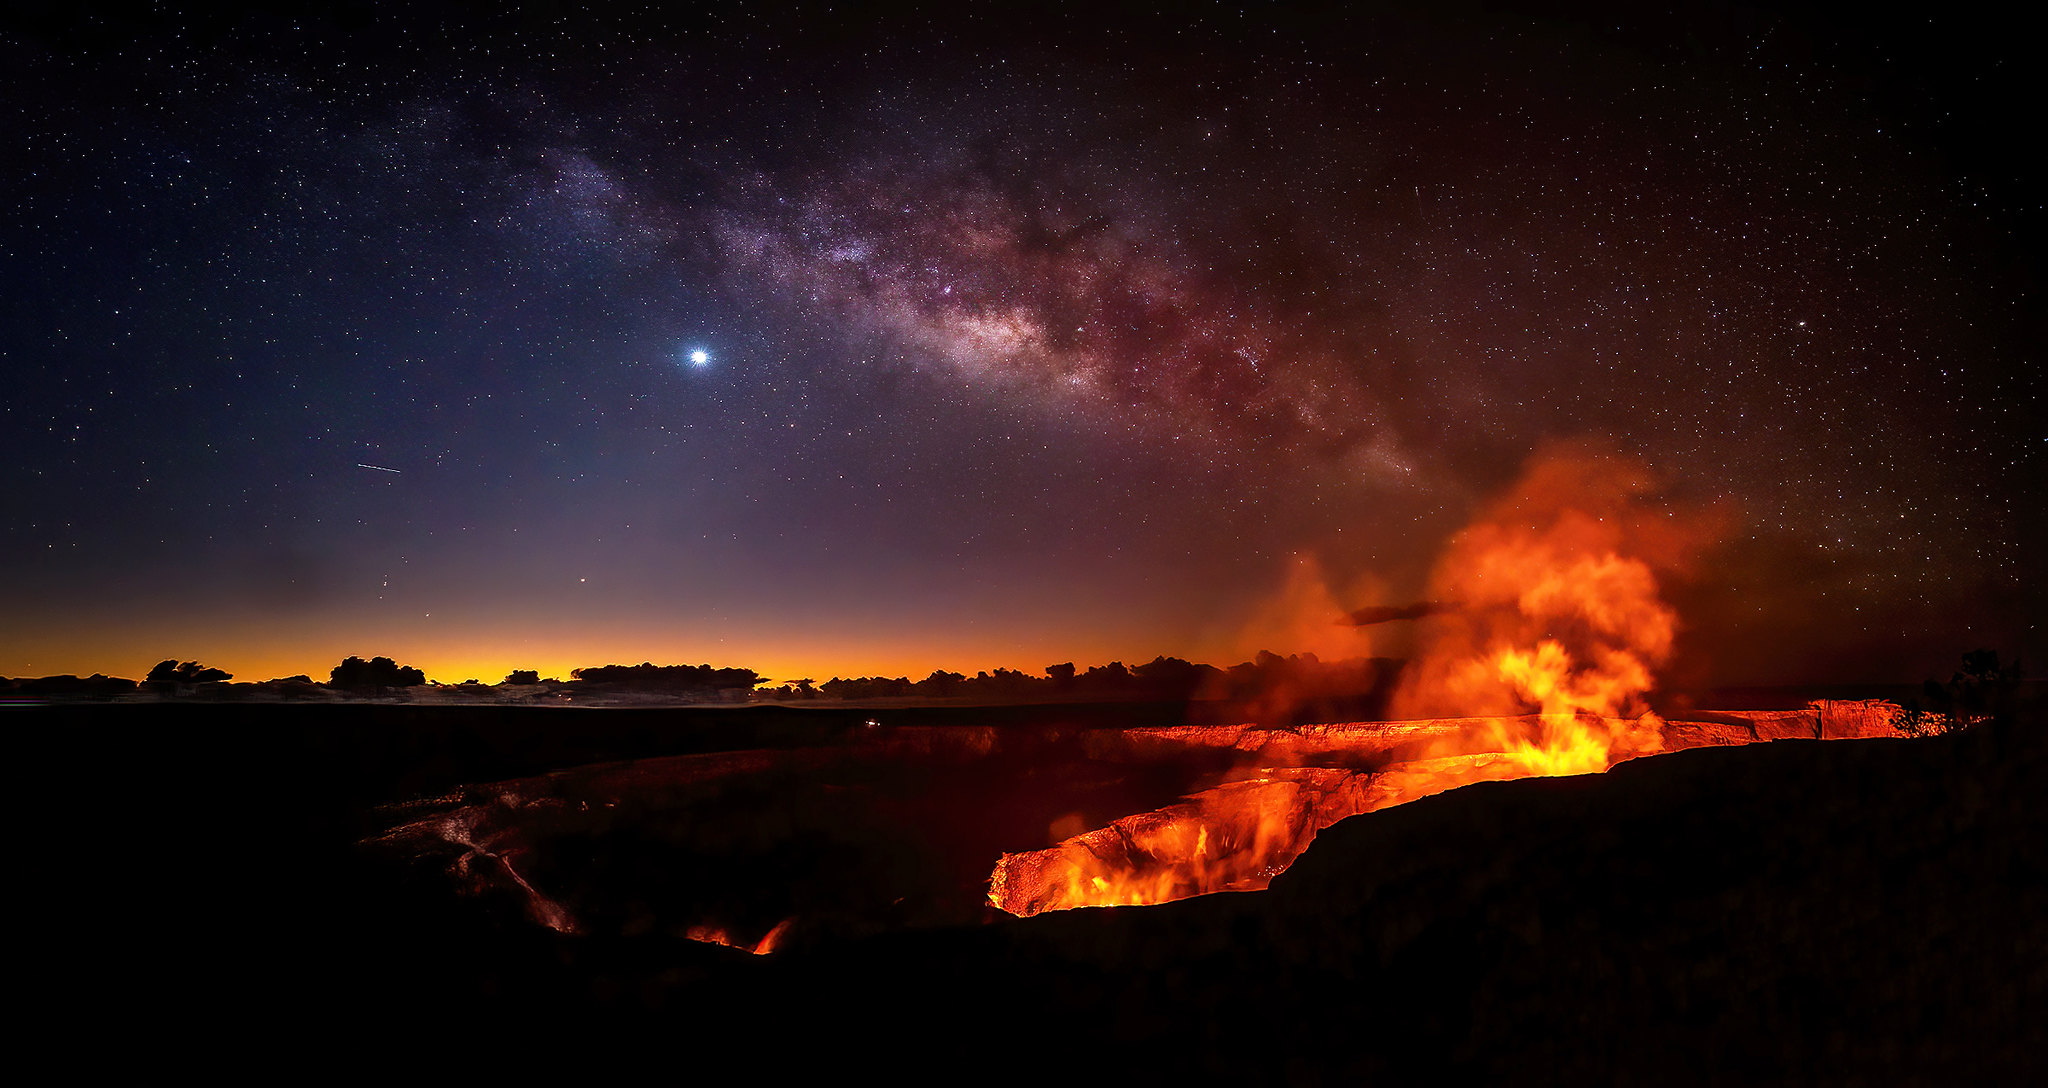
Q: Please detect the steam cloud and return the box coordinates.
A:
[1391,447,1727,723]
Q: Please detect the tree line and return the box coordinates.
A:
[765,651,1391,704]
[1,650,1386,702]
[0,656,759,696]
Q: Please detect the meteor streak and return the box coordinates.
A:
[356,463,402,474]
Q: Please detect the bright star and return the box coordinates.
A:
[688,348,710,367]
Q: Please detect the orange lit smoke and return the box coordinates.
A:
[1200,556,1390,726]
[989,448,1723,916]
[1390,448,1715,733]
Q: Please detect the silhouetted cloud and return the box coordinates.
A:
[1342,602,1452,627]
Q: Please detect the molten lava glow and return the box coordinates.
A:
[984,725,1656,917]
[1391,451,1699,776]
[685,917,793,955]
[989,450,1713,917]
[989,769,1374,915]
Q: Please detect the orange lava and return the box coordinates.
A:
[985,717,1662,917]
[685,917,793,955]
[988,450,1718,917]
[989,767,1373,915]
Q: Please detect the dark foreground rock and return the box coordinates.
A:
[19,704,2044,1081]
[698,719,2041,1084]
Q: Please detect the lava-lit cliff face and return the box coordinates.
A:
[370,703,1900,939]
[984,702,1901,916]
[984,452,1711,912]
[987,767,1375,916]
[370,455,1909,933]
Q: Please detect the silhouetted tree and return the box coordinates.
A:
[330,655,427,689]
[915,670,967,696]
[1078,661,1131,692]
[12,673,138,698]
[758,678,820,701]
[146,659,232,685]
[981,668,1045,697]
[264,675,319,701]
[569,662,761,692]
[1903,649,2027,735]
[819,675,915,699]
[1130,655,1218,697]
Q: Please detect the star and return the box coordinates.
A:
[687,348,711,367]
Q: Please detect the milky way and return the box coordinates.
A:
[708,124,1398,469]
[1,4,2036,685]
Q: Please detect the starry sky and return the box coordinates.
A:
[3,3,2038,687]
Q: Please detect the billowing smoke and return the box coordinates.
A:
[1390,446,1727,728]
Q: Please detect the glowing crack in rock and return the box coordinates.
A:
[984,703,1900,917]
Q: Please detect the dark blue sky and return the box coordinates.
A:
[3,3,2037,686]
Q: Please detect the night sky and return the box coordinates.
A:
[3,3,2038,688]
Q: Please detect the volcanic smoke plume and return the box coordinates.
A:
[1391,447,1726,769]
[375,449,1744,925]
[989,447,1730,915]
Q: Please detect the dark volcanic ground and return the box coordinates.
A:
[20,702,2043,1081]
